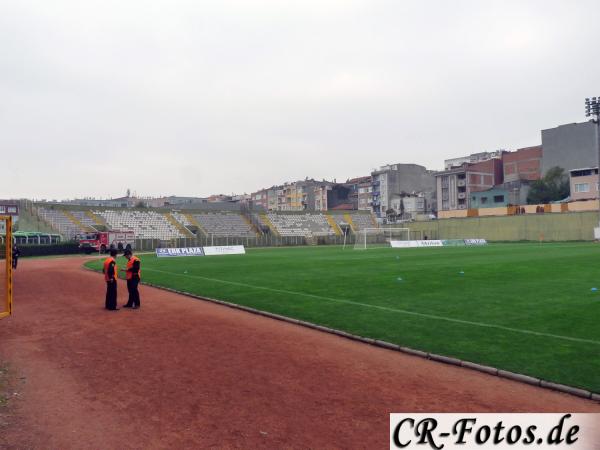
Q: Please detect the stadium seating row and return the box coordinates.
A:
[94,210,183,241]
[36,207,377,240]
[37,208,88,240]
[264,213,335,237]
[333,213,376,231]
[193,213,257,238]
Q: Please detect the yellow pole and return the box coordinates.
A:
[0,216,12,319]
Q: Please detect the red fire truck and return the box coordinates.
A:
[76,231,136,254]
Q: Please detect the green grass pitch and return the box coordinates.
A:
[86,243,600,393]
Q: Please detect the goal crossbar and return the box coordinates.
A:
[353,227,411,250]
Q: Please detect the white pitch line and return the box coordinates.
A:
[145,268,600,346]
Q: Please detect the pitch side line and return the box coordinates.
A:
[145,268,600,346]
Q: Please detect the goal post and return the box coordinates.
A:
[0,216,13,319]
[353,227,410,250]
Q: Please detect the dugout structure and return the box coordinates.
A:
[353,227,410,250]
[0,216,13,319]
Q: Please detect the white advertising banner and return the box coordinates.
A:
[156,247,205,257]
[390,413,600,449]
[202,245,246,256]
[464,239,488,245]
[391,240,444,248]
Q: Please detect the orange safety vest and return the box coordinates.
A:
[103,257,117,282]
[126,256,141,280]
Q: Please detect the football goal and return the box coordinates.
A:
[353,227,410,250]
[0,215,13,319]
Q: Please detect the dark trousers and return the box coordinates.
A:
[105,280,118,310]
[12,257,18,270]
[126,278,140,307]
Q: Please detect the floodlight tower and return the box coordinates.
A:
[585,97,600,235]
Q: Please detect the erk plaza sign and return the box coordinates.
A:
[156,245,246,257]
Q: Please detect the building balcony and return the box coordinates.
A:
[457,180,466,187]
[458,193,466,199]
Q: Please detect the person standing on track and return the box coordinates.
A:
[121,248,141,309]
[103,248,119,311]
[12,244,20,270]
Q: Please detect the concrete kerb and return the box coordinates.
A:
[497,370,541,387]
[460,361,498,376]
[540,381,593,399]
[428,354,462,367]
[83,266,599,402]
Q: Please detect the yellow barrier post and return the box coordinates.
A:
[1,216,13,319]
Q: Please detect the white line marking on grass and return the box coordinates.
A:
[145,268,600,346]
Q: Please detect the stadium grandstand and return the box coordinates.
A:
[94,210,184,241]
[24,203,378,248]
[260,213,335,237]
[331,212,377,232]
[186,212,258,238]
[37,207,91,240]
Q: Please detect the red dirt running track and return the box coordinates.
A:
[1,257,599,449]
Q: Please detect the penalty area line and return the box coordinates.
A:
[144,268,600,346]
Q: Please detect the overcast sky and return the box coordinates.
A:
[1,0,599,200]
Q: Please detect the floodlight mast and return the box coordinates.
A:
[585,97,600,233]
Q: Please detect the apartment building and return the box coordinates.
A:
[251,188,278,211]
[272,180,321,211]
[502,146,542,182]
[389,194,426,219]
[343,176,371,210]
[436,159,503,211]
[357,178,373,211]
[570,168,599,201]
[314,183,352,211]
[498,145,543,205]
[444,150,504,170]
[371,164,436,217]
[541,121,599,175]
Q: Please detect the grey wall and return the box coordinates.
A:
[406,211,597,241]
[376,164,436,214]
[541,121,599,175]
[395,164,436,195]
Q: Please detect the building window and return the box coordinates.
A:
[481,197,488,204]
[493,195,504,203]
[575,183,590,193]
[472,196,476,201]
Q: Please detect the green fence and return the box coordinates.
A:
[0,242,80,258]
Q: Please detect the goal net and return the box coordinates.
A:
[0,216,13,319]
[353,227,410,250]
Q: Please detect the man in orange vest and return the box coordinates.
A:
[103,249,119,310]
[121,248,141,309]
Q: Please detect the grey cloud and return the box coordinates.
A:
[1,0,599,199]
